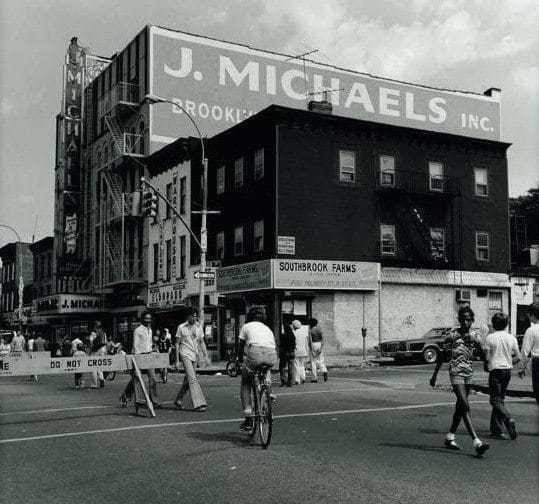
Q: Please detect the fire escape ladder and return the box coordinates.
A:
[101,170,125,216]
[105,229,122,269]
[104,114,125,157]
[403,195,447,263]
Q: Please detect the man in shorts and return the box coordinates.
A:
[238,306,277,432]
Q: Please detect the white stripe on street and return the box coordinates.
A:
[329,376,415,386]
[0,400,490,444]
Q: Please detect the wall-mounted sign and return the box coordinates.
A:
[148,283,186,309]
[278,236,295,255]
[32,294,103,315]
[216,260,272,293]
[273,259,380,291]
[150,25,501,156]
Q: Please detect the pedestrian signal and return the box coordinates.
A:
[143,191,158,221]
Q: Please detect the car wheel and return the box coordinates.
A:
[422,347,439,364]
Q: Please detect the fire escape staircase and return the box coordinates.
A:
[105,229,122,270]
[104,115,125,156]
[396,195,448,264]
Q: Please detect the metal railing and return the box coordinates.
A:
[376,170,458,195]
[111,82,140,106]
[123,133,144,156]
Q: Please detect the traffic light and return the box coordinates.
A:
[142,190,158,221]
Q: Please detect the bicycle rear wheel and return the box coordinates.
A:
[258,385,273,449]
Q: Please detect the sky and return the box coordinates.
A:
[0,0,538,246]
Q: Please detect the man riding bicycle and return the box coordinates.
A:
[238,306,277,432]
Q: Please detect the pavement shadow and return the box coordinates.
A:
[186,430,260,449]
[379,442,475,458]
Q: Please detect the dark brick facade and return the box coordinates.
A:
[0,242,34,313]
[207,105,511,274]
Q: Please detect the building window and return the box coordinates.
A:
[234,226,243,256]
[380,224,396,255]
[254,149,264,180]
[339,150,356,183]
[380,155,395,186]
[430,227,445,260]
[216,166,225,194]
[488,291,503,321]
[429,162,444,192]
[152,243,159,283]
[216,231,224,260]
[165,183,173,219]
[165,239,172,281]
[476,232,490,261]
[254,220,264,252]
[179,236,186,279]
[235,158,244,188]
[180,177,186,214]
[474,168,488,197]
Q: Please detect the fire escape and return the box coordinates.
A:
[97,82,145,290]
[376,170,462,269]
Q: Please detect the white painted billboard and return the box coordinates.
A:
[149,26,500,153]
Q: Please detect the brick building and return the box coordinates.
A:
[0,242,34,327]
[205,104,511,353]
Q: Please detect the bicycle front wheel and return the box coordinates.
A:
[258,385,273,449]
[226,360,239,378]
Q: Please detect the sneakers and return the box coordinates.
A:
[240,417,254,432]
[475,442,490,457]
[506,419,518,440]
[444,439,460,450]
[323,372,328,382]
[174,400,184,410]
[490,432,508,440]
[270,394,277,402]
[194,405,207,412]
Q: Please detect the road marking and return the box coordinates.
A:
[0,400,490,444]
[329,376,413,387]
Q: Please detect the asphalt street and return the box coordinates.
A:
[0,364,537,504]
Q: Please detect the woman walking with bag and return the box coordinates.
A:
[173,307,208,412]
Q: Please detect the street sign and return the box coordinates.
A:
[194,269,216,280]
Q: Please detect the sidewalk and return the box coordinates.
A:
[194,354,536,399]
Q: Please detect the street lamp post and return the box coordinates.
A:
[143,94,209,328]
[0,224,24,330]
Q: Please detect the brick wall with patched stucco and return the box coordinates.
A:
[312,291,380,354]
[380,284,509,342]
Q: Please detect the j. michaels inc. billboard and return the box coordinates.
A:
[149,26,500,152]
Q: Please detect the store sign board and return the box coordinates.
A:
[32,294,103,315]
[277,236,295,255]
[273,259,380,291]
[148,282,186,309]
[150,25,501,155]
[216,260,272,293]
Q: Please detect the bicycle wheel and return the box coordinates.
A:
[105,371,116,381]
[258,384,273,449]
[247,378,258,438]
[226,360,239,378]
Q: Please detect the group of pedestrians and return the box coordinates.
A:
[0,329,48,381]
[430,302,539,457]
[279,318,328,387]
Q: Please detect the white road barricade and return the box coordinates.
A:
[0,353,169,377]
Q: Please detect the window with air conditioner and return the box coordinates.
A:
[429,162,444,192]
[456,289,471,303]
[380,224,396,255]
[339,150,356,183]
[476,232,490,261]
[430,227,445,260]
[380,155,395,187]
[234,226,243,256]
[474,167,488,197]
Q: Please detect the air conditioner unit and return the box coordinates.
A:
[456,289,471,303]
[530,245,539,266]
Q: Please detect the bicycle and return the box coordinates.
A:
[225,350,242,377]
[243,365,273,449]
